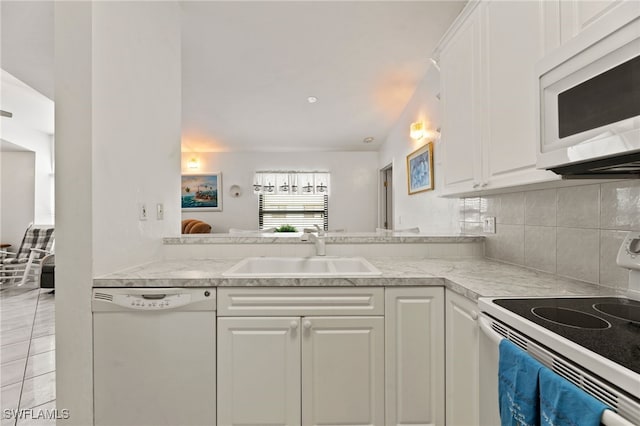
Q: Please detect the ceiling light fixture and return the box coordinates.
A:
[307,96,318,104]
[363,137,375,144]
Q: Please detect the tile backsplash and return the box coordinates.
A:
[460,180,640,290]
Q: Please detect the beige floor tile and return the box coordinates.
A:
[1,341,30,365]
[18,372,56,410]
[0,327,32,348]
[1,381,22,411]
[16,400,57,426]
[1,358,26,387]
[27,336,55,358]
[24,352,55,381]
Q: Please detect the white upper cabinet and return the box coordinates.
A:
[440,8,483,194]
[438,0,558,196]
[481,0,558,190]
[558,0,624,44]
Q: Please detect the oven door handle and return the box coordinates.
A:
[479,314,504,345]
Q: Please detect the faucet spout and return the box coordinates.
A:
[301,230,326,256]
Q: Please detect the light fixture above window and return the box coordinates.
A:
[187,157,200,170]
[410,121,426,140]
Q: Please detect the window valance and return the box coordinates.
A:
[253,171,330,195]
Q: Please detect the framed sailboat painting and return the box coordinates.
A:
[181,173,222,211]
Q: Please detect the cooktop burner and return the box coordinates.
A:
[594,303,640,324]
[494,297,640,375]
[531,306,611,329]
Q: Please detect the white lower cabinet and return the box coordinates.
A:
[216,288,385,426]
[385,287,445,426]
[445,289,480,426]
[216,287,448,426]
[302,316,385,426]
[217,317,301,426]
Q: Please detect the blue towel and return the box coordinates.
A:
[539,366,609,426]
[498,339,545,426]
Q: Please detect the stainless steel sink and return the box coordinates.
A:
[222,257,382,278]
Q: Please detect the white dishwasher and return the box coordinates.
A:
[92,288,216,426]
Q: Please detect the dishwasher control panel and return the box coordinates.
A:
[92,288,216,312]
[116,293,192,310]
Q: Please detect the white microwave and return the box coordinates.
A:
[536,5,640,178]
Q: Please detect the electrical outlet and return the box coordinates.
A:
[156,203,164,220]
[483,217,496,234]
[139,203,148,221]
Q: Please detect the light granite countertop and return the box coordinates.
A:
[163,233,484,245]
[93,257,615,301]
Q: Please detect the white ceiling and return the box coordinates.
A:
[0,1,54,100]
[1,1,465,153]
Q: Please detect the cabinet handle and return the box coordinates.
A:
[290,320,298,330]
[481,183,488,188]
[472,183,480,188]
[303,320,312,330]
[470,311,479,321]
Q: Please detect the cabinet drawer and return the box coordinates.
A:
[217,287,384,316]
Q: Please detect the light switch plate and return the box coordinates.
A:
[139,203,148,221]
[483,217,496,234]
[156,203,164,220]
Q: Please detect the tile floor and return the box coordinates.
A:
[1,287,56,426]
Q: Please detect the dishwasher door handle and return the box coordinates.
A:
[142,294,167,300]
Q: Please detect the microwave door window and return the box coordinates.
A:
[558,55,640,139]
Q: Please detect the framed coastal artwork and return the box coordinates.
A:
[406,142,434,194]
[181,173,222,211]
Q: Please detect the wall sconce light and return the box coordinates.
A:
[187,157,200,170]
[410,121,426,140]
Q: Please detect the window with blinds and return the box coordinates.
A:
[259,194,328,231]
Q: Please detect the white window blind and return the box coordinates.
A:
[259,194,328,230]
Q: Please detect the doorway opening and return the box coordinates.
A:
[380,164,393,230]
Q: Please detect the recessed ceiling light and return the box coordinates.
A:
[363,137,375,144]
[307,96,318,104]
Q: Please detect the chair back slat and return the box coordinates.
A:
[16,226,55,259]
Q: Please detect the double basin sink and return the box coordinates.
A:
[223,257,381,278]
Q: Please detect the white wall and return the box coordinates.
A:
[0,71,55,225]
[378,65,460,233]
[55,2,181,424]
[180,151,379,232]
[92,2,182,275]
[1,151,35,248]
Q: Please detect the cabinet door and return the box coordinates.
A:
[217,317,301,426]
[559,0,623,44]
[481,0,558,189]
[385,287,445,426]
[301,316,384,426]
[445,290,479,426]
[440,7,483,195]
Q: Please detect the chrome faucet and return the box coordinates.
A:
[301,225,326,256]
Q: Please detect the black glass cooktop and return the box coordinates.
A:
[494,297,640,374]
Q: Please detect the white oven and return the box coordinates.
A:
[478,297,639,426]
[536,3,640,177]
